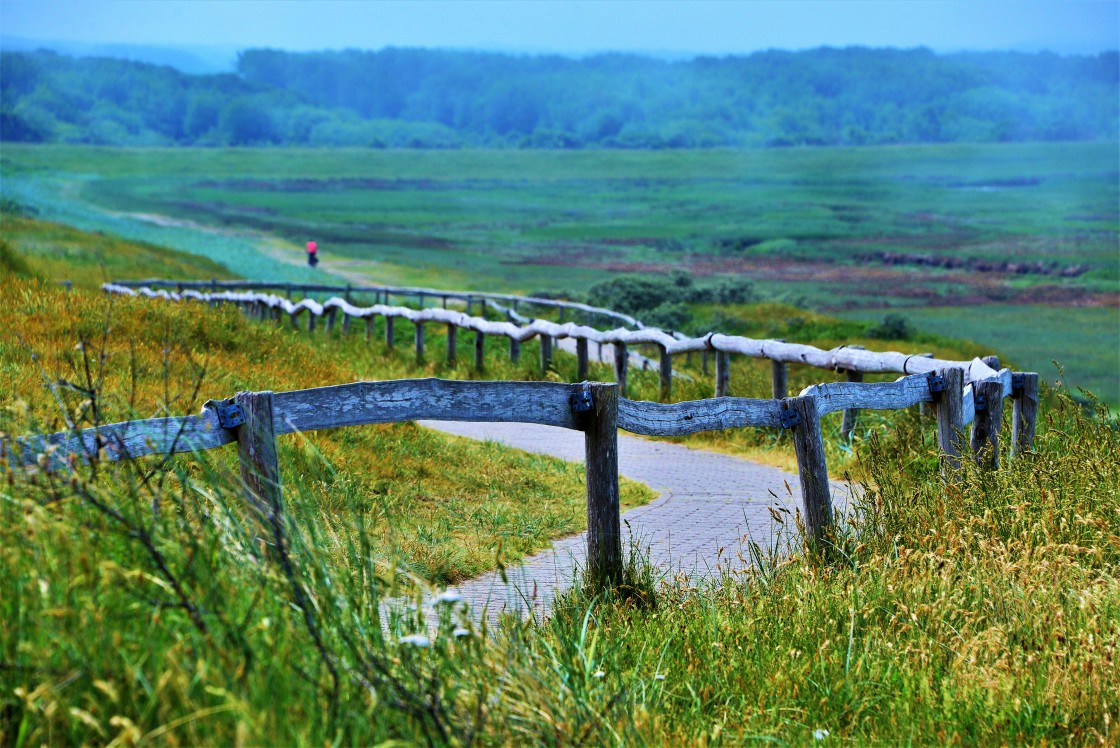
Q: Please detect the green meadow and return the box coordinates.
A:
[3,207,1119,745]
[3,141,1116,403]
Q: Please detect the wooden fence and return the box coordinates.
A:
[102,282,1006,415]
[10,365,1038,586]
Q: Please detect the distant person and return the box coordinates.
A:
[306,240,319,267]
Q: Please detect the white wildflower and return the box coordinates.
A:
[436,591,463,605]
[592,670,605,679]
[654,674,666,681]
[399,634,430,648]
[813,728,829,741]
[453,627,471,638]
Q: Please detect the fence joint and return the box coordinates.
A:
[927,372,946,394]
[212,399,246,429]
[779,405,802,429]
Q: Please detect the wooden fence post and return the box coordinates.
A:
[772,360,788,399]
[466,297,474,315]
[307,312,317,333]
[981,355,1001,370]
[446,323,457,364]
[771,340,788,399]
[840,369,864,441]
[509,337,520,363]
[613,342,628,398]
[233,391,282,521]
[970,379,1003,470]
[785,395,833,544]
[576,338,589,380]
[540,334,552,374]
[715,350,731,398]
[341,312,351,335]
[1011,372,1039,459]
[659,345,672,401]
[325,307,338,334]
[414,322,425,362]
[365,316,374,342]
[384,317,395,350]
[584,382,621,589]
[474,331,485,371]
[702,349,709,376]
[933,367,965,476]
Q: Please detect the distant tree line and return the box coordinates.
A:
[2,46,1116,148]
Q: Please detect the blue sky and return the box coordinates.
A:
[2,0,1117,58]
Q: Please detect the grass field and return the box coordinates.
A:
[3,141,1116,404]
[3,219,1118,745]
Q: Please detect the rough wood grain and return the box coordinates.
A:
[786,395,833,544]
[10,408,234,467]
[271,379,585,433]
[576,338,589,380]
[384,316,394,349]
[934,367,965,476]
[800,373,933,417]
[509,337,520,363]
[618,397,785,435]
[840,363,864,440]
[235,390,282,520]
[1012,372,1039,459]
[970,379,1004,470]
[715,350,730,398]
[584,383,621,588]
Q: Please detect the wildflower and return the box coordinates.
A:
[654,674,666,681]
[436,591,463,605]
[592,670,605,679]
[399,634,430,648]
[813,728,829,741]
[453,627,471,638]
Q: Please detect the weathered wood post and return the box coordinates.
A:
[474,331,485,371]
[970,379,1003,470]
[715,350,731,398]
[466,297,474,315]
[540,334,552,374]
[702,349,709,376]
[785,395,833,544]
[289,311,300,330]
[658,345,672,402]
[384,317,395,350]
[233,390,282,521]
[509,337,520,363]
[933,367,965,476]
[417,292,425,309]
[341,311,351,335]
[307,311,317,333]
[582,382,621,588]
[442,296,448,309]
[771,340,788,399]
[613,342,629,398]
[772,359,788,399]
[446,323,457,364]
[414,322,425,361]
[559,307,566,323]
[576,338,589,380]
[365,316,374,342]
[1011,372,1039,459]
[325,307,338,334]
[981,355,1001,370]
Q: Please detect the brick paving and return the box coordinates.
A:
[418,420,854,623]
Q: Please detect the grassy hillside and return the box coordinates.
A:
[3,220,1117,745]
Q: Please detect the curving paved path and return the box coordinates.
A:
[419,420,853,622]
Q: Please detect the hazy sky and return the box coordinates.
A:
[2,0,1117,57]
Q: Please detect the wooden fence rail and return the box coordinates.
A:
[102,284,1005,416]
[9,366,1037,586]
